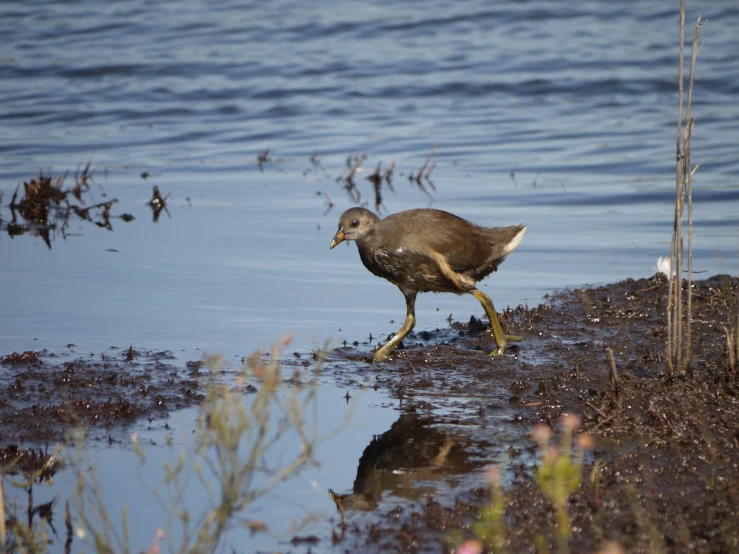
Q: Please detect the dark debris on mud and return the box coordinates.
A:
[326,274,739,554]
[0,347,205,444]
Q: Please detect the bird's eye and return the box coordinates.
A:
[351,220,360,228]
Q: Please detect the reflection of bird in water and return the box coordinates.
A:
[327,414,472,513]
[330,207,526,362]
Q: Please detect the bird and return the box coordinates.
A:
[330,207,526,362]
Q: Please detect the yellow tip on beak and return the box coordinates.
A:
[330,228,346,249]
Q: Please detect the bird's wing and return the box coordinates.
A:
[385,215,492,273]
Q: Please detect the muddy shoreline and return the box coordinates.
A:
[325,273,738,553]
[0,346,205,444]
[1,274,737,553]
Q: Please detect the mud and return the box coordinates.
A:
[325,274,739,553]
[0,275,737,553]
[0,346,204,444]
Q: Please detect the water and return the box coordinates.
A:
[1,0,738,550]
[6,380,400,553]
[2,0,738,355]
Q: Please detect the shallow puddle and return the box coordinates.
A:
[2,378,402,553]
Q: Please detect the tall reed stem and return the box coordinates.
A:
[667,0,702,374]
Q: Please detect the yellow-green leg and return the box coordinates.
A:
[374,293,416,362]
[472,290,522,356]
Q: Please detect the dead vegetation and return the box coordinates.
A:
[260,146,437,216]
[666,6,704,375]
[148,184,170,222]
[257,148,273,171]
[3,162,136,248]
[334,147,436,212]
[0,446,65,552]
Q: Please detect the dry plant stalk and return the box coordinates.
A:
[721,324,735,372]
[0,478,6,545]
[667,1,703,374]
[71,337,354,554]
[606,347,620,401]
[723,298,739,373]
[735,298,739,372]
[0,449,61,552]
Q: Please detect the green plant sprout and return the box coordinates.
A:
[532,415,594,554]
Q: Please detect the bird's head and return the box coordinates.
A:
[330,207,380,249]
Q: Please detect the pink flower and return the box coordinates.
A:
[455,539,484,554]
[531,424,552,446]
[560,414,581,432]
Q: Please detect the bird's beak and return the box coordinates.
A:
[330,228,346,249]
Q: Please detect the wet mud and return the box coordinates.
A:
[325,274,739,553]
[0,275,736,553]
[0,346,204,444]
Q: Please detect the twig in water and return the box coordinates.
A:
[338,153,365,203]
[384,160,396,183]
[72,159,96,201]
[344,153,365,185]
[411,144,438,188]
[366,162,388,211]
[149,185,171,222]
[257,149,272,172]
[74,200,118,217]
[366,161,383,186]
[323,192,334,216]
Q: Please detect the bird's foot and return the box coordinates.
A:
[489,345,507,357]
[372,332,410,362]
[373,351,389,363]
[489,335,523,357]
[373,343,394,362]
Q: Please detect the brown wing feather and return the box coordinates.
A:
[380,209,493,272]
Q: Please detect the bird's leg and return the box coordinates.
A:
[472,290,522,356]
[374,293,416,362]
